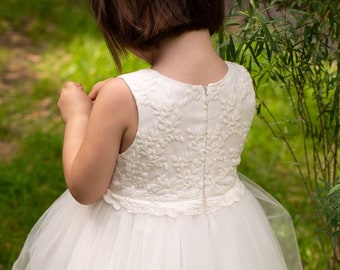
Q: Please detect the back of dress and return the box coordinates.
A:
[14,61,302,270]
[104,61,256,217]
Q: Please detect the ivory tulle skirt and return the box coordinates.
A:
[13,174,302,270]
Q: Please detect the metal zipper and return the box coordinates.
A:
[202,85,208,213]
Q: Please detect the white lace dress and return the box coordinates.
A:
[13,62,302,270]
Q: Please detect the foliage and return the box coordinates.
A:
[0,0,148,268]
[218,0,339,268]
[0,0,331,269]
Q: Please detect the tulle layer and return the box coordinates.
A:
[239,173,303,270]
[13,177,302,270]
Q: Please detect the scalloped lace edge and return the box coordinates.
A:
[103,180,245,218]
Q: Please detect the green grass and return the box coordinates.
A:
[0,0,325,269]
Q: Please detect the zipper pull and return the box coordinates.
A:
[203,85,208,96]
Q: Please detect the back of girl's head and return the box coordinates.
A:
[91,0,226,69]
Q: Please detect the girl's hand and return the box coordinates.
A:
[88,78,114,102]
[58,82,92,123]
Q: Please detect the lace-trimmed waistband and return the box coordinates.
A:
[103,180,245,217]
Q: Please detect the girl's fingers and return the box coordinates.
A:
[62,78,115,102]
[63,81,84,92]
[75,83,83,90]
[89,84,103,100]
[89,78,114,101]
[88,88,99,101]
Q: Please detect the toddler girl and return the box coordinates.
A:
[13,0,302,269]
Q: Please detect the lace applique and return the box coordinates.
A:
[103,62,256,217]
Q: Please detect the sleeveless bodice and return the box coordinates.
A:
[103,62,256,216]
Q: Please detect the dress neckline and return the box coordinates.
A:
[146,61,232,87]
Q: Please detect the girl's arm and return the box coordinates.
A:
[58,78,135,205]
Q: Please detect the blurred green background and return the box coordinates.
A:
[0,0,321,269]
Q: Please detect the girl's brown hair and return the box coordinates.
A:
[91,0,226,69]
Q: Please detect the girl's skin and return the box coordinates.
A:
[58,29,228,205]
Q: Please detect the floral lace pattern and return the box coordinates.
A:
[103,62,256,217]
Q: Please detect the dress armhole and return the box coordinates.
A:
[117,76,140,155]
